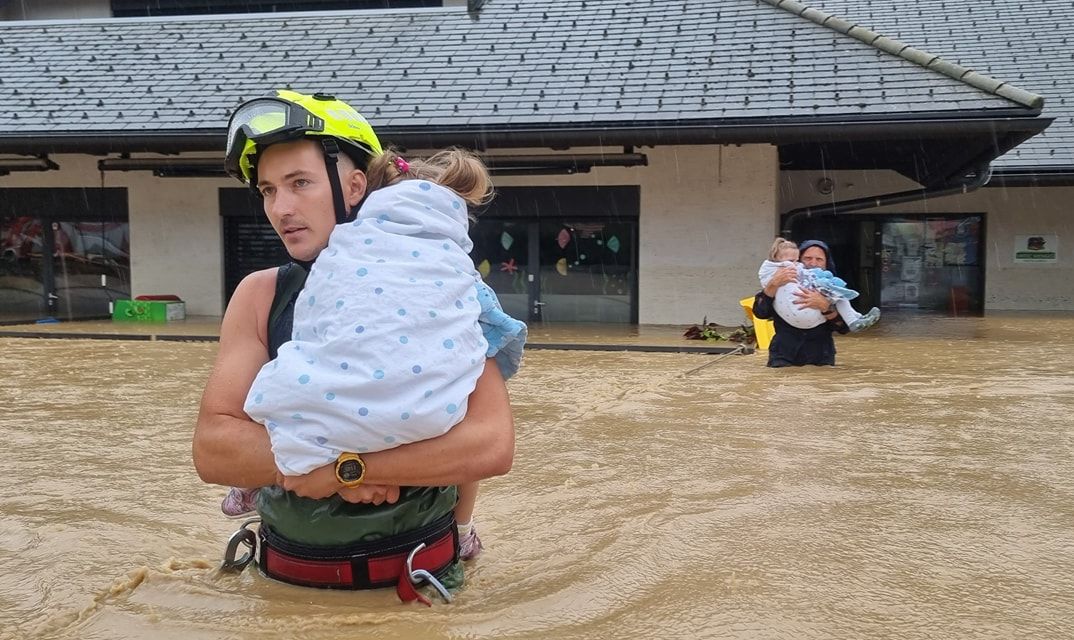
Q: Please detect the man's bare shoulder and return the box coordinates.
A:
[232,267,280,301]
[221,267,280,343]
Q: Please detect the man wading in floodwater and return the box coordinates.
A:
[192,90,515,601]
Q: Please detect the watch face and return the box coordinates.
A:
[338,459,362,482]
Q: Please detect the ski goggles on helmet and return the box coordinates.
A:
[224,97,327,183]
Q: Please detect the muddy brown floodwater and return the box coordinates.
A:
[2,312,1072,639]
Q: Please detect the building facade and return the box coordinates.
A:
[1,0,1067,325]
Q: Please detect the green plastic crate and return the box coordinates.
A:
[112,299,186,323]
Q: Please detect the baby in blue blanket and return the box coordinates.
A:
[758,238,880,332]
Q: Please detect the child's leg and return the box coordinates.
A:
[455,481,484,560]
[834,297,862,324]
[455,481,479,526]
[838,297,881,332]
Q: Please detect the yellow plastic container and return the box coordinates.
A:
[740,296,775,350]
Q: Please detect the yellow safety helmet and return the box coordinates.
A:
[224,89,383,184]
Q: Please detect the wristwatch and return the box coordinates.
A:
[334,452,366,488]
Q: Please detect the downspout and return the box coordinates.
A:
[780,162,993,236]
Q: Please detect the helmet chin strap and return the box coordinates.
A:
[320,138,357,225]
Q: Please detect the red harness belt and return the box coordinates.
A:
[258,518,458,604]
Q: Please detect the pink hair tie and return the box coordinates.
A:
[394,157,410,174]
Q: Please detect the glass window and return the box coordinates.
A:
[0,188,130,323]
[52,220,131,318]
[468,219,529,322]
[880,216,982,314]
[0,216,46,323]
[537,221,634,323]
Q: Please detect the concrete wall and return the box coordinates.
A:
[0,154,230,316]
[637,144,777,325]
[781,170,1074,311]
[0,0,110,20]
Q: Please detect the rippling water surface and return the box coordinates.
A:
[2,313,1073,639]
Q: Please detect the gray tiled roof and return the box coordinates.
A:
[807,0,1074,169]
[0,0,1044,148]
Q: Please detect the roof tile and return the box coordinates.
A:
[809,0,1073,167]
[0,0,1044,151]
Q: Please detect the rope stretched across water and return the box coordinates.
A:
[677,344,748,377]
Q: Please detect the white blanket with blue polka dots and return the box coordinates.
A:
[244,180,525,476]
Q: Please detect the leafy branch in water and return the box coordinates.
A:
[683,316,755,343]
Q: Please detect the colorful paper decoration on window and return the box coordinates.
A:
[607,236,621,254]
[499,258,518,273]
[555,258,568,276]
[557,228,571,249]
[477,259,491,278]
[500,232,514,250]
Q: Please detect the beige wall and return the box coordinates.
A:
[781,170,1074,311]
[492,144,780,325]
[0,154,230,315]
[636,145,777,325]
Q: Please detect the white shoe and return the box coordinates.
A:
[849,307,880,332]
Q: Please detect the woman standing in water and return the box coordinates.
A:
[752,239,849,367]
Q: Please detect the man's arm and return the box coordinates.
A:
[363,358,515,486]
[752,291,775,320]
[192,269,279,488]
[279,358,516,497]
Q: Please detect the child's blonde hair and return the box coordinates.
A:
[769,237,798,261]
[366,147,493,207]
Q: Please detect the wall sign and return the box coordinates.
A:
[1014,234,1058,264]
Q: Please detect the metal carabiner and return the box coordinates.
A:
[405,543,453,603]
[221,518,260,573]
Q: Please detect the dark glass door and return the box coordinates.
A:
[1,188,129,323]
[879,216,983,315]
[536,220,634,323]
[469,218,636,323]
[468,219,531,322]
[786,212,984,317]
[0,215,47,322]
[52,220,131,318]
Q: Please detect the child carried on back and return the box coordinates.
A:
[758,237,880,332]
[222,148,527,561]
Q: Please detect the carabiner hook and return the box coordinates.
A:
[405,543,453,603]
[221,518,260,573]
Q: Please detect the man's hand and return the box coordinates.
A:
[763,266,798,297]
[276,463,341,500]
[793,287,831,311]
[770,266,798,288]
[338,484,401,505]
